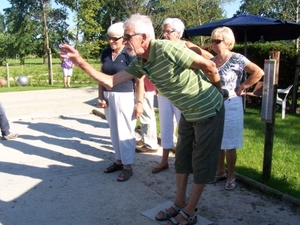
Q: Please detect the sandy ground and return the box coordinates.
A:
[0,87,299,225]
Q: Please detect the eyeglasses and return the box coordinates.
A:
[211,39,223,44]
[122,33,141,41]
[107,36,123,41]
[162,30,175,34]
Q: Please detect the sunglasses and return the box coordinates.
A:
[122,33,141,41]
[162,30,175,34]
[107,36,123,41]
[211,39,223,44]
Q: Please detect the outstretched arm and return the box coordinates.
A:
[60,44,134,89]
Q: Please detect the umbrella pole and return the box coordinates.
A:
[243,31,248,110]
[244,30,247,57]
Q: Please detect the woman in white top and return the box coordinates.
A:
[210,26,264,190]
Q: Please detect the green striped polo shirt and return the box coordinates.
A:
[124,39,223,121]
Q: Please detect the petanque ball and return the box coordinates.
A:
[17,75,29,86]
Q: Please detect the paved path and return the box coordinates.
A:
[0,87,299,225]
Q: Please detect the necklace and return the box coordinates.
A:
[217,52,231,63]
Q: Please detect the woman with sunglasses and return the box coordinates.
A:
[151,18,213,174]
[209,27,264,190]
[99,22,144,182]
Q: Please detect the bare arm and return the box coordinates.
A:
[190,54,222,93]
[185,41,213,59]
[236,62,264,96]
[60,44,135,89]
[98,83,108,108]
[134,76,145,118]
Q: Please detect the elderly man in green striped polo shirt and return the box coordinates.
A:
[61,14,225,225]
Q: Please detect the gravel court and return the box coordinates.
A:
[0,87,299,225]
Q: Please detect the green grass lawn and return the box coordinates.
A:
[240,107,300,199]
[143,107,300,200]
[0,58,99,91]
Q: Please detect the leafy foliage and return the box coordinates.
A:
[233,42,298,88]
[236,0,299,22]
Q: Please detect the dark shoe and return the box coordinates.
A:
[117,168,133,182]
[152,164,169,173]
[207,173,227,184]
[157,136,161,145]
[136,139,144,147]
[168,147,176,154]
[155,204,183,221]
[92,109,106,120]
[2,133,18,140]
[168,209,198,225]
[136,145,158,153]
[104,163,123,173]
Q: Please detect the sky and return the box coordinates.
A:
[0,0,240,24]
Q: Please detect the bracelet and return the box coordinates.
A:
[137,100,143,104]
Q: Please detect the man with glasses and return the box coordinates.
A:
[61,14,224,225]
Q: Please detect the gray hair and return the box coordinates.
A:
[162,18,185,38]
[123,14,155,39]
[107,22,124,37]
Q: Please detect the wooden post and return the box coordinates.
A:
[262,51,279,183]
[48,48,53,85]
[291,55,300,113]
[6,62,10,88]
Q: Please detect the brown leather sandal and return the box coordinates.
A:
[104,163,123,173]
[168,209,198,225]
[117,168,133,182]
[155,204,183,221]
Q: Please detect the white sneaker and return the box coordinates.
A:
[2,133,18,140]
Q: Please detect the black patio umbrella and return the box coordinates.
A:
[185,14,300,43]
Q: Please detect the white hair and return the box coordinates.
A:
[123,14,155,39]
[107,22,124,37]
[162,18,185,38]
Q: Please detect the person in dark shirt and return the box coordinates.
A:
[98,22,144,182]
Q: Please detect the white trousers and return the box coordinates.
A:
[104,91,136,165]
[139,91,158,149]
[158,94,181,149]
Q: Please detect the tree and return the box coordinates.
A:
[237,0,299,22]
[0,14,5,32]
[4,0,72,64]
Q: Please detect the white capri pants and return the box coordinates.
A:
[158,94,181,149]
[104,91,136,165]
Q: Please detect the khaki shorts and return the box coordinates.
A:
[175,105,225,184]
